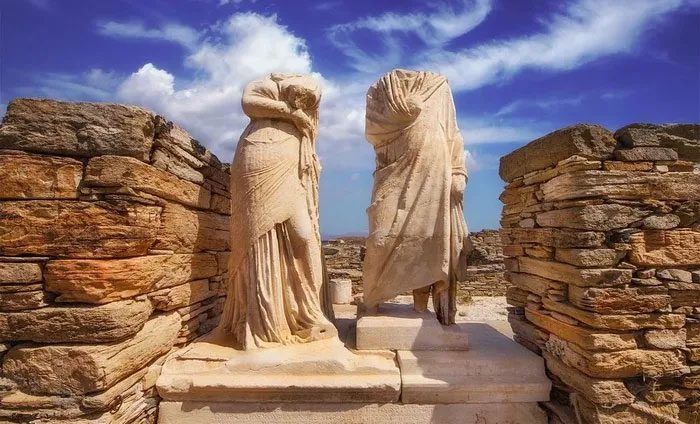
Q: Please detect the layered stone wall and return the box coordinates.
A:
[459,230,507,297]
[500,124,699,423]
[0,99,231,423]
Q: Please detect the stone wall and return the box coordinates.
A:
[0,99,231,423]
[500,123,699,423]
[459,230,507,297]
[324,232,507,300]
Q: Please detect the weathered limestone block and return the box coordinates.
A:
[0,298,152,343]
[518,256,632,287]
[629,229,700,266]
[151,148,205,185]
[568,286,670,314]
[541,170,700,202]
[657,268,694,282]
[154,122,225,171]
[3,312,180,395]
[499,124,616,182]
[526,309,637,351]
[149,279,217,311]
[542,298,685,330]
[0,262,42,283]
[45,253,218,303]
[687,324,700,347]
[501,227,605,248]
[0,290,50,311]
[641,214,680,230]
[554,248,625,267]
[536,203,651,231]
[0,200,161,258]
[613,147,679,161]
[675,200,700,226]
[508,272,564,297]
[522,156,601,186]
[210,193,231,215]
[669,288,700,307]
[543,352,635,405]
[0,98,156,161]
[0,153,82,199]
[85,155,211,209]
[603,161,654,171]
[546,335,688,379]
[153,202,229,252]
[643,329,687,349]
[614,123,700,162]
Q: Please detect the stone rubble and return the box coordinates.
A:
[500,123,700,423]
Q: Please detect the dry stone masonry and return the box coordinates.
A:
[460,230,507,298]
[0,99,231,423]
[500,123,700,423]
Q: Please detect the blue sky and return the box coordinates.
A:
[1,0,699,236]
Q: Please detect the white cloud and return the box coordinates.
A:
[328,0,492,73]
[461,118,544,145]
[420,0,685,91]
[97,20,200,50]
[495,96,585,117]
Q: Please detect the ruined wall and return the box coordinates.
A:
[500,123,699,423]
[0,99,231,423]
[324,232,507,300]
[459,230,507,297]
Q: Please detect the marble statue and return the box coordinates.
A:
[220,73,337,349]
[362,69,470,325]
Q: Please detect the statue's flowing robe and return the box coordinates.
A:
[220,75,335,349]
[363,69,469,324]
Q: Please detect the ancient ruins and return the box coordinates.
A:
[0,74,697,423]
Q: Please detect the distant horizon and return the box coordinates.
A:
[2,1,698,234]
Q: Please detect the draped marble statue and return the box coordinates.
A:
[220,73,337,349]
[362,69,470,325]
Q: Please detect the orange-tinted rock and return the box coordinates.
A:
[45,253,218,303]
[0,200,161,258]
[153,202,229,252]
[629,229,700,266]
[85,155,211,209]
[0,153,82,199]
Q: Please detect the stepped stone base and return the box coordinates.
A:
[158,401,547,423]
[356,303,469,350]
[157,312,549,424]
[398,322,551,404]
[156,331,401,403]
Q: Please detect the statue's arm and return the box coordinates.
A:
[241,81,294,121]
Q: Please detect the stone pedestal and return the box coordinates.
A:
[157,307,550,424]
[355,303,469,350]
[156,331,400,403]
[159,401,548,423]
[397,322,551,404]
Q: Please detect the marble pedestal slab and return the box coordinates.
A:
[355,303,469,350]
[398,322,551,404]
[156,331,400,403]
[159,401,547,423]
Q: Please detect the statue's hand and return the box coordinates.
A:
[291,108,313,138]
[451,174,466,202]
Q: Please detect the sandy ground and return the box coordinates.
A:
[385,295,509,322]
[456,296,509,322]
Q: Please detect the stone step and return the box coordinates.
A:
[397,322,551,404]
[159,401,548,423]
